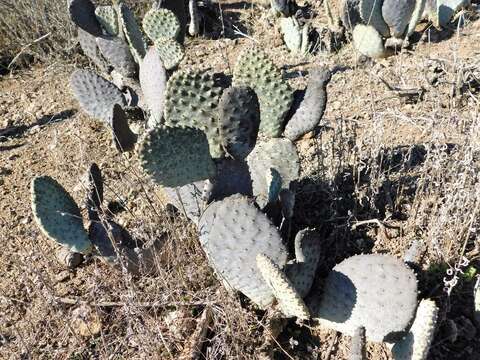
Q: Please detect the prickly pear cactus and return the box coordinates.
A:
[69,0,102,37]
[70,69,126,123]
[352,24,386,58]
[139,47,167,123]
[119,3,147,63]
[110,104,137,152]
[359,0,390,37]
[218,86,260,160]
[31,176,92,254]
[164,70,223,157]
[159,0,188,43]
[96,36,136,78]
[279,16,312,55]
[382,0,415,37]
[256,254,310,320]
[198,194,288,308]
[143,8,181,41]
[154,37,185,70]
[78,28,108,71]
[284,68,332,141]
[163,180,208,223]
[285,229,321,298]
[406,0,426,36]
[310,254,418,342]
[391,299,439,360]
[247,138,300,207]
[139,126,216,188]
[95,5,119,36]
[233,48,294,138]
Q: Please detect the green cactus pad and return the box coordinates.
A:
[311,254,418,342]
[218,86,260,160]
[163,180,208,223]
[391,299,438,360]
[154,37,185,70]
[233,48,294,138]
[110,104,137,152]
[96,36,136,78]
[69,0,102,37]
[139,47,167,123]
[382,0,415,37]
[198,194,288,308]
[143,8,181,41]
[139,126,216,188]
[285,229,321,298]
[406,0,426,36]
[359,0,390,37]
[257,254,310,320]
[159,0,187,42]
[31,176,91,254]
[352,24,386,58]
[119,3,147,63]
[164,70,223,157]
[247,138,300,206]
[284,68,332,141]
[70,69,126,123]
[95,5,119,36]
[279,16,311,55]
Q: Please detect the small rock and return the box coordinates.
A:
[71,304,102,337]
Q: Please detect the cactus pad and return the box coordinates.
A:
[163,181,208,223]
[77,28,107,71]
[359,0,390,37]
[139,126,216,188]
[247,138,300,206]
[119,3,147,63]
[285,229,321,298]
[96,36,136,78]
[164,70,223,157]
[391,299,438,360]
[70,69,126,123]
[139,47,167,123]
[95,5,119,36]
[352,24,386,58]
[69,0,102,37]
[284,68,332,141]
[382,0,415,37]
[159,0,187,42]
[233,48,293,138]
[31,176,91,254]
[154,37,185,70]
[218,86,260,160]
[257,254,310,320]
[110,104,137,152]
[406,0,426,36]
[198,195,288,308]
[143,8,181,41]
[311,254,418,342]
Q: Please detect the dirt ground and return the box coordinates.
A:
[1,1,480,359]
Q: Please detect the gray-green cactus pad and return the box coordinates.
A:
[163,180,208,223]
[247,138,300,206]
[209,159,253,202]
[139,126,216,188]
[233,48,294,138]
[154,37,185,70]
[198,195,288,308]
[382,0,415,37]
[69,0,102,36]
[70,69,126,123]
[89,220,126,263]
[119,3,147,63]
[143,8,181,41]
[78,28,107,71]
[159,0,187,42]
[391,299,438,360]
[139,47,167,123]
[284,68,332,141]
[31,176,91,254]
[110,104,137,152]
[352,24,386,58]
[257,254,310,320]
[96,36,136,78]
[286,229,321,298]
[359,0,390,37]
[311,254,418,342]
[218,86,260,160]
[279,16,311,55]
[95,5,119,36]
[164,70,223,157]
[407,0,426,36]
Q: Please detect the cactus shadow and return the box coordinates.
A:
[200,2,251,40]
